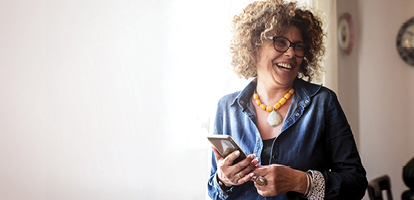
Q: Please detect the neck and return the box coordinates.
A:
[255,79,293,104]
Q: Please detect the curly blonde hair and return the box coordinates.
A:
[230,0,325,82]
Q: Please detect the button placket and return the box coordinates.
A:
[270,141,279,164]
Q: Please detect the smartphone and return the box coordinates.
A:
[207,135,247,164]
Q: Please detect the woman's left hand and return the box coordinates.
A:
[249,164,308,197]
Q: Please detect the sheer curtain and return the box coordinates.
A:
[310,0,338,91]
[293,0,338,89]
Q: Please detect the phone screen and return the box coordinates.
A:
[207,135,247,164]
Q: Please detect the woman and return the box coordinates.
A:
[207,0,367,199]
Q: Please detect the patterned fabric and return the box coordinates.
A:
[306,170,325,200]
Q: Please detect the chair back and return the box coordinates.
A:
[367,175,393,200]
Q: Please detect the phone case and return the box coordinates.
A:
[207,135,247,164]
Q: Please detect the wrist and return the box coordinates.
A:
[292,170,309,194]
[216,174,233,190]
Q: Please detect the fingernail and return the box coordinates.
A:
[251,175,257,181]
[235,150,240,156]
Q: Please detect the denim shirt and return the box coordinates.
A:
[207,78,367,200]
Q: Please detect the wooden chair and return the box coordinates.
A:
[367,175,393,200]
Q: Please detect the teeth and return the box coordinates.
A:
[276,63,292,69]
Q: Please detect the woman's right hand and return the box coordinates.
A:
[212,147,258,187]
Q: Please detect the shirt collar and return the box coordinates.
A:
[293,78,322,100]
[231,77,322,110]
[231,79,257,110]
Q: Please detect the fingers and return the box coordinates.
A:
[249,165,267,180]
[250,164,299,197]
[229,161,257,185]
[253,176,268,188]
[224,150,242,165]
[211,146,245,166]
[250,166,271,189]
[213,151,258,186]
[234,170,253,184]
[216,148,252,167]
[235,157,258,179]
[230,154,257,184]
[250,167,272,196]
[211,146,224,161]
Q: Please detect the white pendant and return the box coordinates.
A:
[267,109,282,127]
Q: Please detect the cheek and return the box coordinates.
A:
[258,53,276,67]
[296,58,303,67]
[261,46,281,62]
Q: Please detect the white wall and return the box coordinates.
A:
[337,0,360,148]
[3,0,414,199]
[338,0,414,199]
[0,0,252,199]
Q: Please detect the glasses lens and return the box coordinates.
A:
[294,43,306,57]
[273,37,290,52]
[272,37,308,58]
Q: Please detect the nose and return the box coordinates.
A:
[284,46,295,57]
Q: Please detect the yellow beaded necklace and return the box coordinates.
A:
[253,88,294,127]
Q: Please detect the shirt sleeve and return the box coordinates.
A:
[322,90,368,199]
[207,154,230,200]
[207,99,232,200]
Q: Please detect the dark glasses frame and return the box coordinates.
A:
[266,36,310,58]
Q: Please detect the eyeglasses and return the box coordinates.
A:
[266,36,310,58]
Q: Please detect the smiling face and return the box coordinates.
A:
[256,26,304,89]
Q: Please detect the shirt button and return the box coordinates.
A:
[240,100,244,104]
[272,155,277,159]
[295,113,299,116]
[305,100,309,104]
